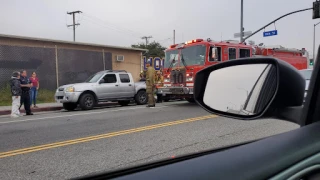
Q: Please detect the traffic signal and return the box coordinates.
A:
[310,59,314,65]
[313,0,320,19]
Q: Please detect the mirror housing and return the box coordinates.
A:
[194,57,305,124]
[99,79,105,84]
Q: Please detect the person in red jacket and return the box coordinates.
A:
[29,72,39,108]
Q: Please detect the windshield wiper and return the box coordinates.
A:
[180,53,188,70]
[166,58,176,73]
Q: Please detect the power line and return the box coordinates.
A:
[82,13,143,37]
[80,12,172,44]
[67,11,82,41]
[157,38,172,43]
[81,16,141,38]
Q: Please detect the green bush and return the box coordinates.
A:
[0,84,55,106]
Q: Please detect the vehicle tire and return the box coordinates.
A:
[118,100,130,106]
[63,103,77,111]
[164,99,169,102]
[79,93,96,110]
[135,90,148,105]
[186,98,196,103]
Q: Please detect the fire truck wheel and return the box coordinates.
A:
[186,98,196,103]
[135,90,147,105]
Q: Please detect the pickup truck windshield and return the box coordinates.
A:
[85,72,104,83]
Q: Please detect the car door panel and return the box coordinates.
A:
[96,74,119,99]
[118,74,135,98]
[270,152,320,180]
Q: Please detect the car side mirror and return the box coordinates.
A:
[99,79,105,84]
[194,57,305,124]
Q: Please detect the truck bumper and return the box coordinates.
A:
[54,91,82,103]
[157,87,194,96]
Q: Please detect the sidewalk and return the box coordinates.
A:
[0,102,120,116]
[0,103,63,116]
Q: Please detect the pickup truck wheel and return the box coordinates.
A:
[118,100,130,106]
[79,93,95,110]
[135,90,147,105]
[63,103,77,111]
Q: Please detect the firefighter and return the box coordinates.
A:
[145,60,156,107]
[156,71,164,103]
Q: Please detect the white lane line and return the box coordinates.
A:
[0,106,169,124]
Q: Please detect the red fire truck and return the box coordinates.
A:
[157,38,308,102]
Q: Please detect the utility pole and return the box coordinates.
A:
[67,11,82,42]
[313,22,320,61]
[141,36,153,46]
[240,0,244,42]
[173,30,175,44]
[141,36,152,61]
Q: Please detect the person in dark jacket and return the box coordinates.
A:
[10,71,22,118]
[19,70,33,115]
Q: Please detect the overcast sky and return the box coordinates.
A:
[0,0,319,56]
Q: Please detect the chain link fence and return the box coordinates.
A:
[0,44,112,90]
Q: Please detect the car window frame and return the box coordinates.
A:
[101,73,117,84]
[119,74,131,83]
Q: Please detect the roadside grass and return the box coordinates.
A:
[0,84,56,106]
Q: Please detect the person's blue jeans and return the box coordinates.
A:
[30,87,38,106]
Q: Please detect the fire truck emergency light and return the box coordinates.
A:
[170,44,178,48]
[185,39,204,44]
[169,39,204,48]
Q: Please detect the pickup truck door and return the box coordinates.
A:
[96,73,120,100]
[118,73,135,98]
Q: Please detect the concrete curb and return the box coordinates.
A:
[0,102,121,116]
[0,106,63,116]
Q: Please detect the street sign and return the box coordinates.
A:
[263,30,278,37]
[234,31,252,38]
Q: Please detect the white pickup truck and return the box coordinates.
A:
[54,70,147,111]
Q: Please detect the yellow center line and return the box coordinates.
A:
[0,115,217,158]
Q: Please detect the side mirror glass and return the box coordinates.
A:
[203,64,276,116]
[99,79,105,84]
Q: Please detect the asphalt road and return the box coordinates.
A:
[0,101,299,180]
